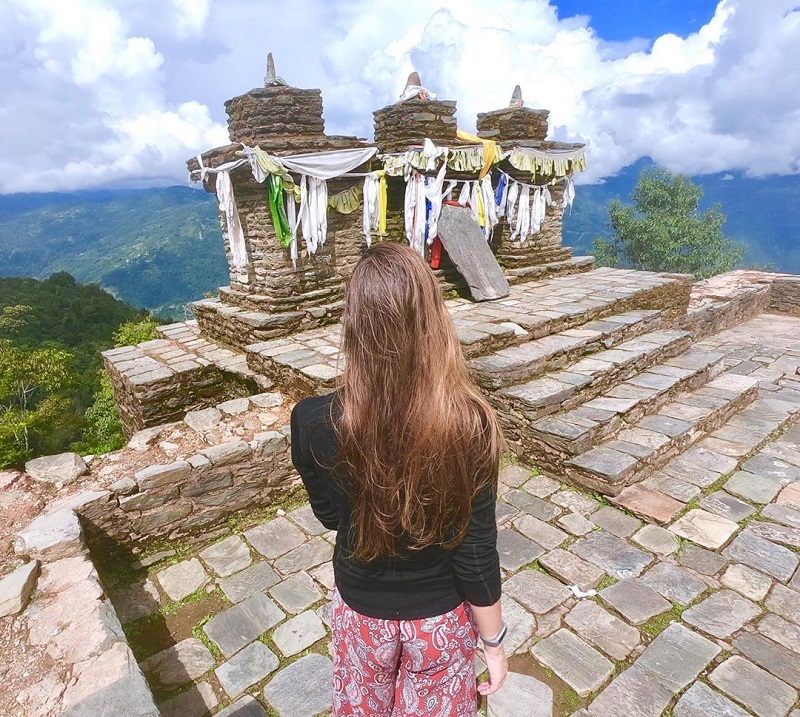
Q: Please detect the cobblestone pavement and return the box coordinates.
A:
[109,303,800,717]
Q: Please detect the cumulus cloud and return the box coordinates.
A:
[1,0,798,192]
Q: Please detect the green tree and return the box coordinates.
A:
[113,316,159,347]
[593,166,745,279]
[0,340,73,466]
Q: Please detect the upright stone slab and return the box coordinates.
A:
[437,204,510,301]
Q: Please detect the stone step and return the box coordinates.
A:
[505,255,595,284]
[563,373,761,495]
[244,268,693,398]
[522,346,726,461]
[493,327,693,425]
[469,309,665,390]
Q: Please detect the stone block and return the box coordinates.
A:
[669,509,739,550]
[538,548,604,591]
[135,460,191,490]
[269,572,323,614]
[682,589,761,639]
[724,470,782,504]
[748,520,800,548]
[676,544,727,575]
[757,614,800,654]
[263,653,333,717]
[599,578,671,624]
[531,628,613,696]
[219,561,281,603]
[155,558,209,601]
[244,517,306,559]
[710,656,798,717]
[632,525,679,555]
[497,529,544,572]
[640,562,707,605]
[557,512,595,536]
[673,681,750,717]
[503,569,570,614]
[499,464,533,488]
[215,695,268,717]
[0,560,39,617]
[721,563,773,601]
[505,490,562,521]
[501,594,536,656]
[184,407,222,433]
[564,600,640,661]
[513,514,567,549]
[724,529,799,581]
[158,682,218,717]
[140,638,215,688]
[15,508,84,561]
[286,504,326,535]
[699,490,757,522]
[572,530,653,578]
[215,641,279,697]
[108,579,161,624]
[272,610,327,657]
[487,671,553,717]
[636,623,720,692]
[733,632,800,688]
[273,536,333,575]
[613,483,686,524]
[253,430,287,455]
[591,506,642,537]
[25,452,88,485]
[199,535,252,577]
[584,666,672,717]
[204,593,285,657]
[766,583,800,626]
[201,440,251,466]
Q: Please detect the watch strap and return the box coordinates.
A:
[480,621,508,648]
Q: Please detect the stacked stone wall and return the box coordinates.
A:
[373,99,458,153]
[771,276,800,316]
[476,107,550,144]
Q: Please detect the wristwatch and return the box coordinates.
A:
[480,621,508,648]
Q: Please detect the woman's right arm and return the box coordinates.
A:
[471,601,508,696]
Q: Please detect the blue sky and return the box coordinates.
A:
[2,0,799,193]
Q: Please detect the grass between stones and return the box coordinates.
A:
[640,603,687,637]
[594,575,619,591]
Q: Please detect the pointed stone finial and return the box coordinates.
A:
[405,71,422,89]
[264,52,287,87]
[509,85,523,109]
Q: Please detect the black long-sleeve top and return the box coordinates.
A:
[290,392,502,620]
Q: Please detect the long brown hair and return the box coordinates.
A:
[335,242,504,562]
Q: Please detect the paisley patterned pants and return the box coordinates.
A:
[331,588,477,717]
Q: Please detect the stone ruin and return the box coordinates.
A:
[3,57,800,717]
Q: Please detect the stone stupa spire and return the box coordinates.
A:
[264,52,287,87]
[509,85,524,109]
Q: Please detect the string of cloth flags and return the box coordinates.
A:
[190,138,584,270]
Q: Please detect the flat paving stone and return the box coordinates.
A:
[158,682,218,717]
[584,665,672,717]
[286,504,327,535]
[763,502,800,529]
[199,535,252,577]
[550,489,600,515]
[591,506,641,537]
[599,578,671,625]
[682,589,761,639]
[635,623,720,692]
[216,695,268,717]
[710,656,799,717]
[263,653,333,717]
[742,453,800,482]
[495,500,519,525]
[613,483,685,524]
[733,632,800,688]
[748,520,800,548]
[632,525,679,555]
[766,583,800,626]
[140,638,215,688]
[503,569,571,614]
[572,530,653,579]
[523,475,561,498]
[725,471,783,504]
[219,561,281,603]
[531,628,613,696]
[155,558,209,601]
[699,490,757,522]
[215,641,279,697]
[244,517,306,559]
[497,528,544,571]
[539,548,605,591]
[309,561,335,590]
[505,490,562,521]
[640,562,707,605]
[268,571,322,614]
[272,610,327,657]
[721,563,773,601]
[273,536,333,575]
[513,514,567,550]
[757,614,800,654]
[669,509,739,550]
[676,544,727,575]
[557,512,595,536]
[108,579,161,624]
[564,600,640,660]
[204,592,285,657]
[487,671,552,717]
[500,464,534,488]
[673,681,750,717]
[501,594,536,656]
[724,529,799,581]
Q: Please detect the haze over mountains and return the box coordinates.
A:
[0,161,798,319]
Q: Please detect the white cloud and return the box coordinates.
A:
[1,0,799,192]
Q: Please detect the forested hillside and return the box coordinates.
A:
[0,187,227,318]
[0,274,150,465]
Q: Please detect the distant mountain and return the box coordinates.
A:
[564,159,800,274]
[0,187,226,319]
[0,164,798,320]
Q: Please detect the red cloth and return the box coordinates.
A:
[331,588,478,716]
